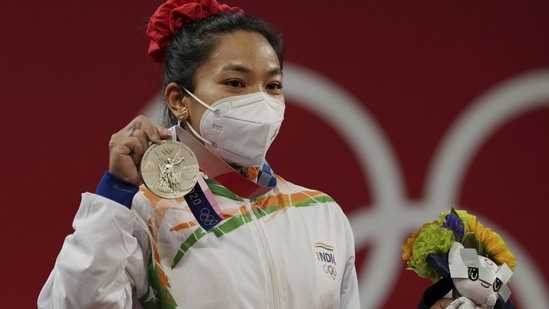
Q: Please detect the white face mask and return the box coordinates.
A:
[183,88,285,167]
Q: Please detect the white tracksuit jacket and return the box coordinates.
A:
[38,176,361,309]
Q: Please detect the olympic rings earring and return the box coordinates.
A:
[177,107,188,127]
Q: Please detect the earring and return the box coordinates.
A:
[177,107,188,126]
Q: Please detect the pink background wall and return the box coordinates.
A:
[2,0,548,307]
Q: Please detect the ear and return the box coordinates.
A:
[164,82,187,117]
[448,242,465,264]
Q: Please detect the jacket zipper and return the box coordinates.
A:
[244,199,284,309]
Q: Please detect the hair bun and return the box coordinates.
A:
[146,0,243,63]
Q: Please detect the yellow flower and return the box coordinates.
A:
[467,216,517,270]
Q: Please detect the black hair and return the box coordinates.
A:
[161,13,285,126]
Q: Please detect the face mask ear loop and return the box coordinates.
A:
[182,88,217,112]
[185,120,212,146]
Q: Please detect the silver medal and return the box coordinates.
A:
[141,140,199,199]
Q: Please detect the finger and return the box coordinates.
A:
[111,125,150,160]
[128,115,172,143]
[143,125,173,144]
[129,137,146,164]
[131,115,162,142]
[156,126,173,140]
[109,135,145,162]
[125,128,150,160]
[123,117,157,154]
[126,127,141,162]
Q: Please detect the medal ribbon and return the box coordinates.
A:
[184,176,223,231]
[171,126,276,199]
[169,126,276,230]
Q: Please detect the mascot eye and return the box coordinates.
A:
[493,278,503,292]
[468,267,479,281]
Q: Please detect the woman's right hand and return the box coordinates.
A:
[108,115,173,185]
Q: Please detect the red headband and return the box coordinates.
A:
[146,0,243,63]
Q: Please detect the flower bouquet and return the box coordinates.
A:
[402,208,517,309]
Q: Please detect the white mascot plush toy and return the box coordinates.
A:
[447,242,513,309]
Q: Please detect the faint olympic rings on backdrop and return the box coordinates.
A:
[142,65,549,308]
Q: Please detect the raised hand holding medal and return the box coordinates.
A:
[108,116,173,186]
[111,115,199,199]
